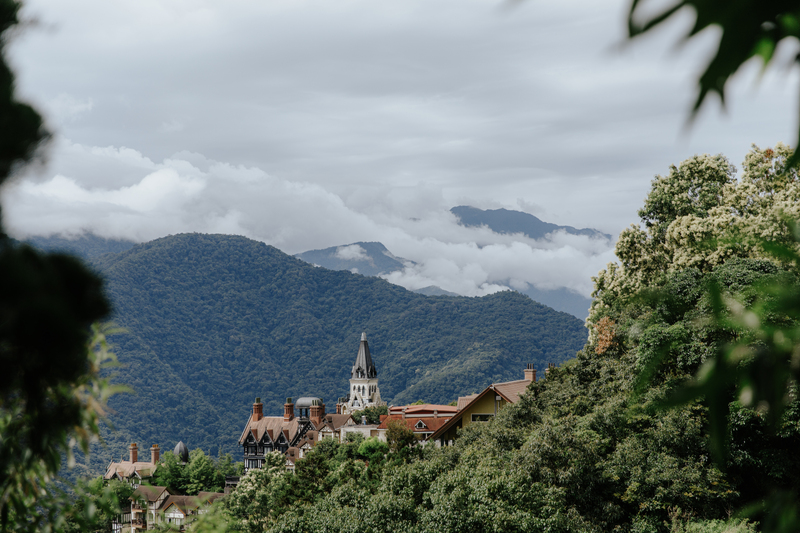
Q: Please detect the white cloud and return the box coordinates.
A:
[7,0,792,303]
[2,139,615,298]
[336,244,368,261]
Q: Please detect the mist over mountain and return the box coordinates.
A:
[451,205,611,241]
[86,233,586,465]
[295,242,411,276]
[296,206,599,318]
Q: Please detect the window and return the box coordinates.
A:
[415,420,427,429]
[471,414,493,422]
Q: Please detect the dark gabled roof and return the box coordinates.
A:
[162,495,198,515]
[492,379,530,404]
[238,415,305,446]
[104,461,159,480]
[197,492,225,505]
[319,413,353,431]
[131,485,170,503]
[162,492,224,514]
[351,332,377,379]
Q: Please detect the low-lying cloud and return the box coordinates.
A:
[3,138,615,298]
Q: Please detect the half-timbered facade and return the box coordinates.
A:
[238,397,321,472]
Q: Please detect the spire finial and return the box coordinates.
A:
[361,332,366,341]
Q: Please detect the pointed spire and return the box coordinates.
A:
[351,332,377,379]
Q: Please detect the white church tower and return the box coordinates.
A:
[340,332,385,416]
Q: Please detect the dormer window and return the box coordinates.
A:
[415,420,427,430]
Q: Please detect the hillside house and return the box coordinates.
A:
[317,412,356,441]
[377,404,459,441]
[238,396,320,472]
[429,364,537,446]
[104,443,160,488]
[124,485,223,532]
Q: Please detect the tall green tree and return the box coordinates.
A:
[628,0,800,161]
[0,1,120,530]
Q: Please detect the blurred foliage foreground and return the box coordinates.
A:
[0,1,125,530]
[180,145,800,533]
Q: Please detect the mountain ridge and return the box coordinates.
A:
[451,205,611,240]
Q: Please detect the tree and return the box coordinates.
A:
[64,478,135,533]
[628,0,800,162]
[153,451,190,494]
[350,404,388,424]
[385,419,416,453]
[590,146,800,531]
[186,448,225,494]
[0,2,121,530]
[224,453,288,533]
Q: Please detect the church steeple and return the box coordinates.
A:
[351,332,377,379]
[339,332,385,416]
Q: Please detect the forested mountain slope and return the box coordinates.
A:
[92,233,586,461]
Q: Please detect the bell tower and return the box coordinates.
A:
[340,332,385,416]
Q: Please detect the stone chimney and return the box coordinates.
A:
[253,397,263,422]
[129,442,138,463]
[284,397,294,422]
[150,444,160,464]
[524,363,537,383]
[310,399,325,427]
[545,363,555,377]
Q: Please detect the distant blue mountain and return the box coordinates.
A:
[414,286,459,297]
[296,238,592,319]
[451,206,611,241]
[295,242,412,277]
[520,285,590,321]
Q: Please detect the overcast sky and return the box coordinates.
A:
[2,0,797,299]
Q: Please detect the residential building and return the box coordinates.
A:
[127,485,223,531]
[317,412,356,441]
[377,403,458,441]
[429,364,537,446]
[104,443,160,488]
[238,396,320,472]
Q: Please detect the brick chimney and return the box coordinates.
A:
[310,399,324,427]
[150,444,160,464]
[129,442,138,463]
[284,397,294,422]
[253,397,263,422]
[524,363,537,383]
[545,363,555,377]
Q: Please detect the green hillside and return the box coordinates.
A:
[93,233,586,461]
